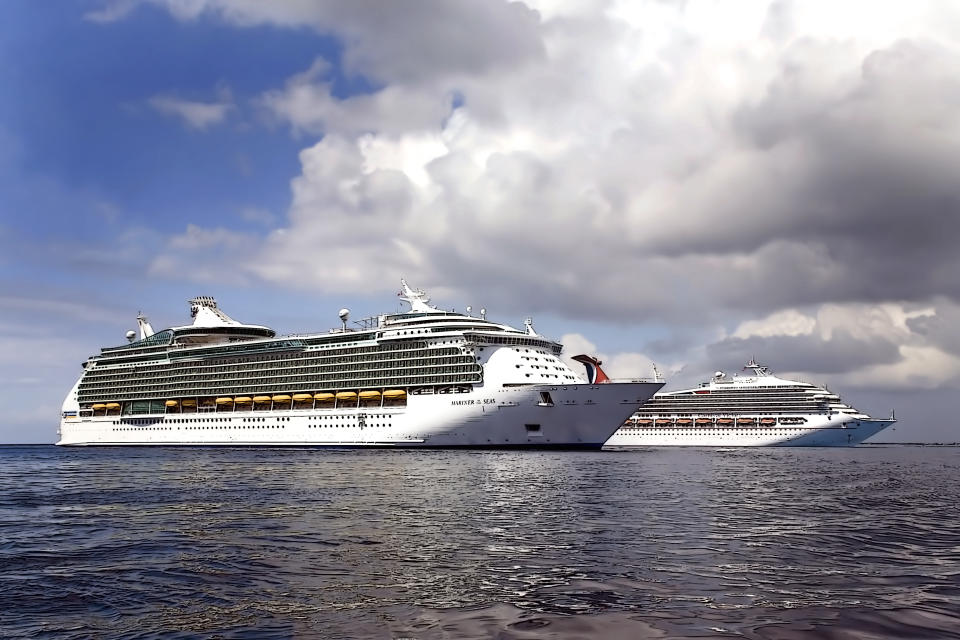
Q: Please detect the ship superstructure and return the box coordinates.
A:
[605,360,895,447]
[59,282,662,447]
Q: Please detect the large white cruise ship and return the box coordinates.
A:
[58,282,662,448]
[603,359,896,447]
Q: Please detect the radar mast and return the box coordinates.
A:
[743,358,772,376]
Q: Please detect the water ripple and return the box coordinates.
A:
[0,445,958,638]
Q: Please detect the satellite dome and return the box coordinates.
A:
[126,330,136,341]
[338,308,350,320]
[714,371,725,378]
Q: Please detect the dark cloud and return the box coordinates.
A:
[843,389,959,443]
[137,0,547,85]
[719,39,960,304]
[704,329,902,375]
[906,303,960,356]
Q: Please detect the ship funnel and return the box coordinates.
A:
[572,354,610,384]
[136,312,155,339]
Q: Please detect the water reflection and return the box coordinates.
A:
[0,446,958,638]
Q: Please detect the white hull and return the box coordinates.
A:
[59,382,661,449]
[605,415,895,448]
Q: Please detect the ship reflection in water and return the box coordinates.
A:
[1,445,958,639]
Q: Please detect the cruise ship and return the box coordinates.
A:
[58,282,663,447]
[603,359,896,447]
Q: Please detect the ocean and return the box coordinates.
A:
[0,445,958,639]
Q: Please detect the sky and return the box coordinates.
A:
[2,0,959,444]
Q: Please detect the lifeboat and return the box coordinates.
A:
[636,419,653,426]
[105,402,121,410]
[253,396,272,404]
[359,391,381,406]
[314,392,335,402]
[290,393,311,402]
[91,403,106,410]
[760,418,777,426]
[737,417,756,426]
[273,394,293,402]
[215,397,234,405]
[165,400,179,407]
[234,397,253,404]
[676,418,693,426]
[181,399,197,407]
[716,418,734,426]
[335,391,357,401]
[695,418,714,426]
[382,390,406,398]
[655,418,674,427]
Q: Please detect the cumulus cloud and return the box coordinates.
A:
[101,0,960,396]
[108,1,546,83]
[733,309,816,339]
[560,332,662,381]
[669,301,960,392]
[141,2,960,315]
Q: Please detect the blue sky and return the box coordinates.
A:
[1,4,307,239]
[2,1,960,443]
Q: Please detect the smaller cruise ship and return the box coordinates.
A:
[604,359,896,447]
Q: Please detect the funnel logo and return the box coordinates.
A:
[572,354,610,384]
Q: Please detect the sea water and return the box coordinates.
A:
[1,445,958,639]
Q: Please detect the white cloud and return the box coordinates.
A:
[559,332,661,381]
[84,0,138,23]
[240,207,276,226]
[138,2,960,321]
[700,300,960,392]
[148,89,234,130]
[733,309,816,339]
[841,345,960,392]
[110,0,960,397]
[148,224,260,285]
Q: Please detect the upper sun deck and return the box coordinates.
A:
[99,296,275,357]
[93,280,559,363]
[682,359,820,393]
[656,363,855,412]
[349,280,559,345]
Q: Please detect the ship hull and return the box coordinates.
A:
[58,382,661,448]
[604,415,896,448]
